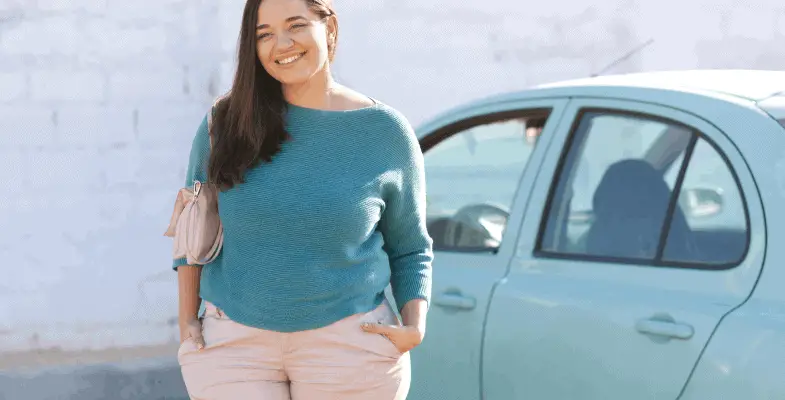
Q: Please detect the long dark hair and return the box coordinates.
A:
[208,0,338,191]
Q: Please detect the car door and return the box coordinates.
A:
[405,98,569,400]
[482,98,765,400]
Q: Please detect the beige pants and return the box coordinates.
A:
[178,300,411,400]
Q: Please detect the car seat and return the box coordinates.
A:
[586,159,693,260]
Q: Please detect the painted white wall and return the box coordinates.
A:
[0,0,783,352]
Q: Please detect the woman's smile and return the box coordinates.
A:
[275,51,307,66]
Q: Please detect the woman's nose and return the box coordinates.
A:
[276,33,294,48]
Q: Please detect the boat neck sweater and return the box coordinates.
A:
[172,99,434,333]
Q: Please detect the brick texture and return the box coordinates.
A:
[0,0,784,354]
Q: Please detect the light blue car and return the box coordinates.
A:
[408,70,785,400]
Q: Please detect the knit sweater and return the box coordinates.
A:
[172,100,433,332]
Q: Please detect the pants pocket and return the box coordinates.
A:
[178,302,223,364]
[177,336,196,363]
[361,300,405,358]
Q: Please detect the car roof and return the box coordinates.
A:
[536,69,785,101]
[416,69,785,137]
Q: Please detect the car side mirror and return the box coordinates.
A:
[679,187,723,218]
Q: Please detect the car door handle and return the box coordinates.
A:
[433,292,476,310]
[635,317,694,340]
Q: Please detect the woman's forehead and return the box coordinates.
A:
[258,0,316,25]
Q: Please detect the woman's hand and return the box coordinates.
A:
[180,317,205,350]
[361,322,424,353]
[362,298,428,353]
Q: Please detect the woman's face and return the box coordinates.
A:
[256,0,334,85]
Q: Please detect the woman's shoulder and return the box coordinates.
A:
[357,103,421,158]
[328,86,413,136]
[366,102,416,143]
[347,97,413,134]
[338,87,411,126]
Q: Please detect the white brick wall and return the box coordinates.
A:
[55,106,135,146]
[108,70,186,101]
[36,0,106,13]
[31,70,105,101]
[0,0,220,352]
[1,0,784,353]
[0,72,26,101]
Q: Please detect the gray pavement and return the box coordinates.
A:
[0,346,188,400]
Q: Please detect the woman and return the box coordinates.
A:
[172,0,433,398]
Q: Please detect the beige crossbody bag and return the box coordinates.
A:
[163,101,224,265]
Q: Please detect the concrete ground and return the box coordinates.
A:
[0,344,188,400]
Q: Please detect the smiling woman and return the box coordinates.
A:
[254,0,338,91]
[206,0,342,188]
[169,0,431,399]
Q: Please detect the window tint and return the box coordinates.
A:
[538,109,749,268]
[425,115,547,252]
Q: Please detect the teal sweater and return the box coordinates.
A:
[172,100,433,332]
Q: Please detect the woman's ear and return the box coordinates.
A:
[326,15,338,41]
[325,15,338,59]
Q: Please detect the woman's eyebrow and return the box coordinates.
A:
[257,16,307,30]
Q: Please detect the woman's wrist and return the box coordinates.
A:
[177,265,202,323]
[400,298,428,334]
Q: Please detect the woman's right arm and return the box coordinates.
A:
[178,265,204,347]
[172,111,212,347]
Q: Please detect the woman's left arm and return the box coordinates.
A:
[363,117,433,349]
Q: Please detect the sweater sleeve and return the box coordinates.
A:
[378,116,434,311]
[172,112,211,271]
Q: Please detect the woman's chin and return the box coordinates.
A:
[270,63,325,86]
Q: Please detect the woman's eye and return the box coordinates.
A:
[257,33,272,40]
[290,23,308,30]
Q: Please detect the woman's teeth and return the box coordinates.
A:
[276,52,305,65]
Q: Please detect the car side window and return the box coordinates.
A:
[662,138,749,265]
[424,114,548,252]
[537,109,749,268]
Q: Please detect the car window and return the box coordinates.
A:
[779,118,785,128]
[537,109,749,268]
[539,111,692,259]
[424,115,547,252]
[662,138,749,265]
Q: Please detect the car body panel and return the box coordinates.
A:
[679,297,785,400]
[481,97,766,400]
[410,70,784,400]
[407,98,570,400]
[680,91,785,400]
[758,95,785,126]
